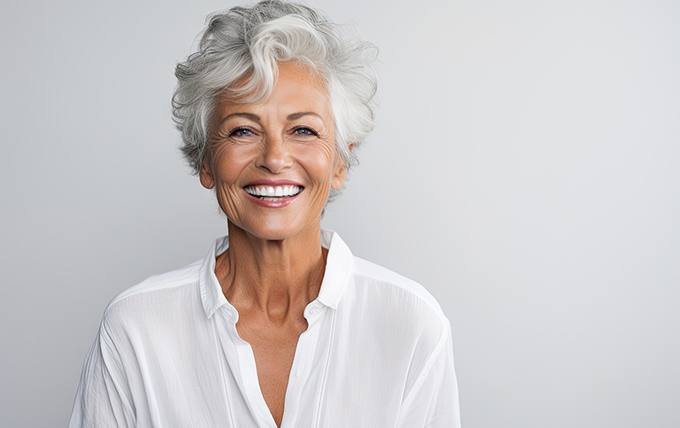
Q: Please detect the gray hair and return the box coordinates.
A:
[171,0,379,205]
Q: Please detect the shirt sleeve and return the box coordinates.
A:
[396,320,462,428]
[68,313,136,428]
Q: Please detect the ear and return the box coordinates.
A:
[331,143,355,190]
[199,157,215,189]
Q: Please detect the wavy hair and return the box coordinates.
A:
[171,0,379,205]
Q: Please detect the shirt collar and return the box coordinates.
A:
[199,227,354,319]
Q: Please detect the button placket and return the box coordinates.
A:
[281,306,326,428]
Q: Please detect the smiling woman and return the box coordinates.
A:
[200,60,347,239]
[68,1,461,427]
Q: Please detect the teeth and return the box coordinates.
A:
[244,184,302,197]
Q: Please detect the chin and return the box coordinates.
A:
[241,219,309,241]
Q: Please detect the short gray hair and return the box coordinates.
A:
[171,0,379,204]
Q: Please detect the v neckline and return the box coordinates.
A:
[222,298,328,428]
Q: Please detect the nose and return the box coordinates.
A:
[254,132,292,173]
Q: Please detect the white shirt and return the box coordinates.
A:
[69,228,461,427]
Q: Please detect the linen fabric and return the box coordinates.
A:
[68,228,461,427]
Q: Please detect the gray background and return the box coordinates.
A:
[1,0,678,427]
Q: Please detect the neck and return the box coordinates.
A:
[215,221,328,324]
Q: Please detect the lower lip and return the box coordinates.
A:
[243,189,304,208]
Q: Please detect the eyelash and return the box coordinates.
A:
[293,127,318,136]
[228,128,254,138]
[227,126,318,138]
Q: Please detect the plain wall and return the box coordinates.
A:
[1,0,678,426]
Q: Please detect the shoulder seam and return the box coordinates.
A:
[398,318,452,412]
[106,260,202,311]
[353,270,447,320]
[99,316,138,422]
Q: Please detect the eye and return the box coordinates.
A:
[293,126,318,137]
[229,127,255,138]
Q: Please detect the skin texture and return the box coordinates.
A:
[199,60,354,427]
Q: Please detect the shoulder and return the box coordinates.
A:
[109,258,203,306]
[349,256,456,400]
[100,258,203,332]
[349,254,452,348]
[352,255,446,317]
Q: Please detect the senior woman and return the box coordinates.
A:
[69,1,460,427]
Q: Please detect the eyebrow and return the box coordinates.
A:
[219,111,323,126]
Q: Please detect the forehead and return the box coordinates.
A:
[215,60,331,118]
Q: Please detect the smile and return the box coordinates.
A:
[243,184,303,197]
[242,185,304,208]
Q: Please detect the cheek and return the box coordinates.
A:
[294,143,336,182]
[212,144,254,183]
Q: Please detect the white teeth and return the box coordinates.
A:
[244,185,302,197]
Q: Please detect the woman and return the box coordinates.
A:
[69,1,461,427]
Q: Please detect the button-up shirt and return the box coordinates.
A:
[68,228,461,427]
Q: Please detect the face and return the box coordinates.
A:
[200,60,351,240]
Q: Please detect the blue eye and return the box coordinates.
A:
[294,127,318,136]
[229,127,255,138]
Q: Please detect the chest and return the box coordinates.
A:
[236,320,308,427]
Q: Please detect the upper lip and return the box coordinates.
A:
[243,179,305,188]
